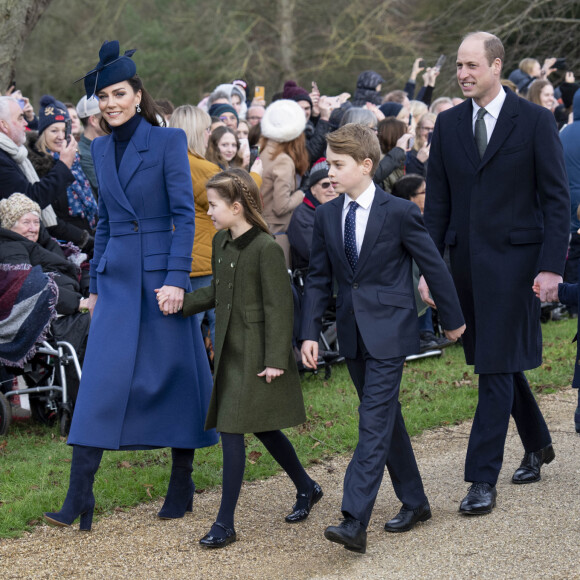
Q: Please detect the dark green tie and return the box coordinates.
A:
[475,107,487,159]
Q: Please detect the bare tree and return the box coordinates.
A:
[0,0,53,90]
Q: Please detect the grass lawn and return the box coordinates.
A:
[0,317,576,538]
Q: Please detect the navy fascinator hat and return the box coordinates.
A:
[78,40,137,98]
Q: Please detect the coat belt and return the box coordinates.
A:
[109,216,172,236]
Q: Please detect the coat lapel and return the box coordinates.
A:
[356,188,389,275]
[99,136,137,217]
[118,118,151,191]
[477,89,518,172]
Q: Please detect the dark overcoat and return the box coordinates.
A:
[424,89,570,374]
[68,117,218,450]
[300,187,465,359]
[182,227,306,433]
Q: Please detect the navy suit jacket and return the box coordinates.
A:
[300,187,464,360]
[424,88,570,374]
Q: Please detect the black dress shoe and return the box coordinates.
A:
[384,500,431,532]
[459,482,497,515]
[512,444,555,484]
[285,482,323,523]
[324,517,367,554]
[199,522,236,548]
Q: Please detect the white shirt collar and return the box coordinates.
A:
[343,181,375,210]
[472,87,506,121]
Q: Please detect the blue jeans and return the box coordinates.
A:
[190,274,215,347]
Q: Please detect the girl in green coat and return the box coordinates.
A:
[158,168,321,548]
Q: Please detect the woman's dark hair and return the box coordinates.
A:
[99,75,162,134]
[377,118,407,154]
[391,174,425,200]
[248,122,261,148]
[205,126,243,169]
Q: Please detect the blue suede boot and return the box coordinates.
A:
[157,448,195,519]
[44,445,103,531]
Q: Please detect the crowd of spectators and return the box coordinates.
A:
[1,51,579,373]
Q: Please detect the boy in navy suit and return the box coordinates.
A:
[300,124,465,553]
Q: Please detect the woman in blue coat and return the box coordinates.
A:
[44,41,218,531]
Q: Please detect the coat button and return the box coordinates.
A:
[132,220,139,232]
[230,262,235,268]
[215,299,219,306]
[218,258,222,264]
[227,304,231,310]
[352,283,359,289]
[216,279,220,285]
[228,283,233,289]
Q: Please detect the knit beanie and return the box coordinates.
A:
[261,99,306,143]
[208,103,239,122]
[282,81,313,107]
[0,193,42,229]
[38,95,70,136]
[379,102,403,118]
[308,158,330,187]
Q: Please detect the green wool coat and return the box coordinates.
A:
[182,226,306,433]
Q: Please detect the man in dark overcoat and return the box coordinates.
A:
[421,31,570,515]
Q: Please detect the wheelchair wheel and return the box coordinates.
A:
[30,397,58,426]
[0,393,11,436]
[59,408,72,437]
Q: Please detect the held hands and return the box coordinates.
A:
[301,340,319,370]
[257,367,285,383]
[532,271,562,302]
[155,285,185,315]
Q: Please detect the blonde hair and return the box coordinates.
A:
[519,58,539,76]
[35,131,52,155]
[326,123,380,175]
[169,105,211,157]
[206,168,270,234]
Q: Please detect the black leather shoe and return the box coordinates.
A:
[324,517,367,553]
[285,482,323,523]
[459,482,497,515]
[512,444,555,484]
[384,500,431,532]
[199,522,236,548]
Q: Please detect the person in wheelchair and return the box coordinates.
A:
[0,193,90,315]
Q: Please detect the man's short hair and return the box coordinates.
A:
[383,90,407,104]
[326,123,380,175]
[0,96,17,122]
[463,31,505,68]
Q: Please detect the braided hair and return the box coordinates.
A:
[206,168,270,235]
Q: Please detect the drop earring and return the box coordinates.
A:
[136,103,141,113]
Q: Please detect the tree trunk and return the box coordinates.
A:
[279,0,296,79]
[0,0,53,91]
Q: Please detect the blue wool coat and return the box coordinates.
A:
[68,117,218,450]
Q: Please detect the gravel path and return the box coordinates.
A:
[1,390,579,579]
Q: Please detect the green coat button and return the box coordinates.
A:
[231,262,235,268]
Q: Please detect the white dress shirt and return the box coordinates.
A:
[472,87,506,143]
[341,181,376,255]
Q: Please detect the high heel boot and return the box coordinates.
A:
[44,445,103,531]
[158,448,195,519]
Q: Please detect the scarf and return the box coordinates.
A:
[0,132,58,227]
[52,151,98,229]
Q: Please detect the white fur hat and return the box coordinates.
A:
[260,99,306,143]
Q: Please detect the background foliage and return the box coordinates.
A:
[11,0,579,108]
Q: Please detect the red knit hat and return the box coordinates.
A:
[282,81,312,107]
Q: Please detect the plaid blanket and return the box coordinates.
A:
[0,264,58,367]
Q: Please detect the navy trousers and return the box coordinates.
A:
[465,371,552,485]
[342,330,427,527]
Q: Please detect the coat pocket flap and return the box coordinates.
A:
[509,228,543,245]
[377,291,414,309]
[95,257,107,273]
[144,253,169,271]
[245,309,265,323]
[444,229,457,246]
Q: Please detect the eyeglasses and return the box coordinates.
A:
[318,181,332,189]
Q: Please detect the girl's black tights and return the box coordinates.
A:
[209,430,313,538]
